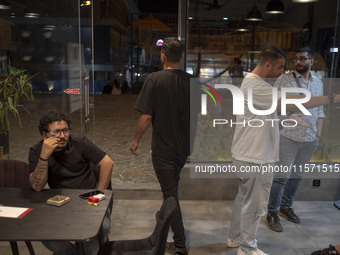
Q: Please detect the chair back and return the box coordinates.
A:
[149,197,177,255]
[0,160,31,188]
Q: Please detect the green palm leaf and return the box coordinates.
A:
[0,62,36,134]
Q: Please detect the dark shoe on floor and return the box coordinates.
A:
[166,242,188,255]
[279,207,301,223]
[266,212,283,232]
[311,244,339,255]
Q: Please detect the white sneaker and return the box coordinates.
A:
[237,247,269,255]
[226,238,239,248]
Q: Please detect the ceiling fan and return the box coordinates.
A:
[190,0,223,11]
[205,0,222,11]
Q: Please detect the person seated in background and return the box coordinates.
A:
[229,57,244,78]
[229,57,245,87]
[121,80,131,94]
[111,79,122,95]
[28,110,114,255]
[102,80,113,94]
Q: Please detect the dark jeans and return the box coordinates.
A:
[152,153,188,249]
[268,136,319,214]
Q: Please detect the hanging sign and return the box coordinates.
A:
[64,88,80,94]
[156,39,163,46]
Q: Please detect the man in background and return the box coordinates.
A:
[229,57,245,87]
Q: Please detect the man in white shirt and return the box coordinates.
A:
[227,46,287,255]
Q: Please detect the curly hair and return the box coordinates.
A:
[38,111,71,134]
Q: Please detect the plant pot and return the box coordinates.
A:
[0,132,9,155]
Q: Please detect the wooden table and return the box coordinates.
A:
[0,188,113,255]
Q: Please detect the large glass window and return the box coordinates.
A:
[0,0,136,161]
[186,0,340,162]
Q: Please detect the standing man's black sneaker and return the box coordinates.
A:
[266,212,283,232]
[166,242,188,255]
[279,207,301,223]
[311,244,339,255]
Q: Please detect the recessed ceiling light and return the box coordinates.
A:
[43,25,56,31]
[44,56,55,62]
[43,32,52,38]
[21,31,31,38]
[236,28,250,32]
[23,56,32,62]
[24,12,40,18]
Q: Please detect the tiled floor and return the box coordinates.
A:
[1,199,339,255]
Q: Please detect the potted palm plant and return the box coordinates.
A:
[0,63,35,156]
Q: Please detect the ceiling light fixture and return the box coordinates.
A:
[80,0,91,7]
[43,25,56,31]
[266,0,285,14]
[302,22,311,32]
[235,28,250,32]
[292,0,318,2]
[21,31,31,38]
[0,0,10,9]
[24,12,40,18]
[22,56,32,62]
[223,17,228,20]
[43,31,52,39]
[246,4,262,21]
[44,56,55,63]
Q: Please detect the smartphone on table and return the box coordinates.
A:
[79,190,104,200]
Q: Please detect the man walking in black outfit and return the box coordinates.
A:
[129,37,190,255]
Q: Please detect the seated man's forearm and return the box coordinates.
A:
[29,159,49,191]
[97,155,114,189]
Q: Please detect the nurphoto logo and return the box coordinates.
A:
[200,84,312,128]
[201,84,311,116]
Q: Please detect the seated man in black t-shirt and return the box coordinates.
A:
[29,110,114,255]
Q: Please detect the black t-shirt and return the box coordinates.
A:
[29,135,106,189]
[135,69,191,156]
